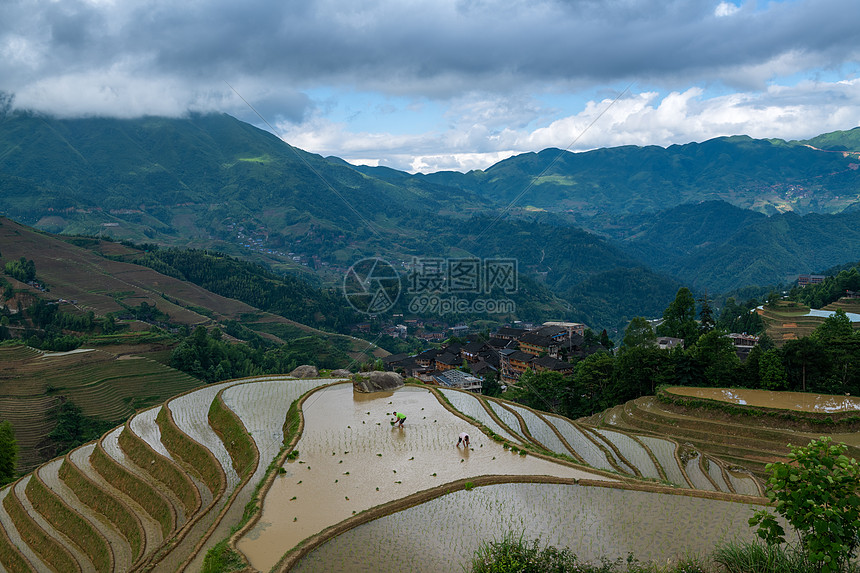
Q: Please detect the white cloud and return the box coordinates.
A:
[272,79,860,173]
[714,2,740,17]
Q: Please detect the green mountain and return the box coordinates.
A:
[800,126,860,152]
[618,201,860,293]
[0,112,672,329]
[419,134,860,219]
[3,110,860,330]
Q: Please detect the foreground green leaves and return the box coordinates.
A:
[751,437,860,573]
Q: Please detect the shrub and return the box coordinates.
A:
[750,437,860,573]
[713,540,807,573]
[468,532,579,573]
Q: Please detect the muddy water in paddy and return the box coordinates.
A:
[292,482,768,573]
[237,384,609,571]
[668,386,860,413]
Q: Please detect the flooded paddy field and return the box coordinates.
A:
[292,481,767,573]
[666,386,860,413]
[237,383,608,571]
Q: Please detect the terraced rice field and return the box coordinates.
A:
[292,482,768,573]
[0,345,200,472]
[666,386,860,413]
[437,388,525,445]
[600,389,852,489]
[0,376,788,573]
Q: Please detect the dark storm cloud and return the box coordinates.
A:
[3,0,858,98]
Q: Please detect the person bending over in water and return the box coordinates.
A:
[457,432,470,447]
[393,411,406,427]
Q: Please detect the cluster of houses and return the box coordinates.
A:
[382,320,768,393]
[383,321,604,391]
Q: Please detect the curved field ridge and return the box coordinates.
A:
[181,378,335,573]
[0,485,47,572]
[436,389,524,445]
[12,476,83,573]
[32,458,113,573]
[503,402,572,456]
[542,414,618,472]
[485,400,528,443]
[167,381,242,491]
[595,429,661,480]
[636,436,690,488]
[291,482,769,573]
[69,443,160,563]
[129,406,172,460]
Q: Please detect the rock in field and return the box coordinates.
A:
[289,365,319,378]
[331,369,352,378]
[353,371,404,393]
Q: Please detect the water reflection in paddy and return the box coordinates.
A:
[667,386,860,413]
[237,383,608,571]
[293,482,767,573]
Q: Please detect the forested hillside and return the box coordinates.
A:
[3,112,860,330]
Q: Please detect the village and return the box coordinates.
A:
[380,320,762,394]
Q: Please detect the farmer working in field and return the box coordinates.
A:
[393,411,407,427]
[457,432,470,447]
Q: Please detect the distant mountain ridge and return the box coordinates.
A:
[2,110,860,330]
[418,131,860,219]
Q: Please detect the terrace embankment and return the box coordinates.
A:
[0,344,200,473]
[593,387,860,480]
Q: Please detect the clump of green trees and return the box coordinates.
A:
[4,256,36,283]
[0,420,17,486]
[509,288,859,420]
[169,326,352,383]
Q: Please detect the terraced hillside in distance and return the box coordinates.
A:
[2,371,815,573]
[759,298,860,344]
[0,217,382,360]
[588,386,860,479]
[0,345,201,473]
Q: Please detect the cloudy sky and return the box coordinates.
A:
[2,0,859,172]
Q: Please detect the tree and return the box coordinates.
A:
[481,371,502,398]
[813,309,854,342]
[512,369,569,414]
[612,344,671,399]
[622,316,656,349]
[568,353,614,417]
[751,437,860,573]
[0,420,17,486]
[782,337,830,393]
[599,329,614,350]
[758,348,787,390]
[657,287,698,344]
[698,293,715,334]
[691,330,739,387]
